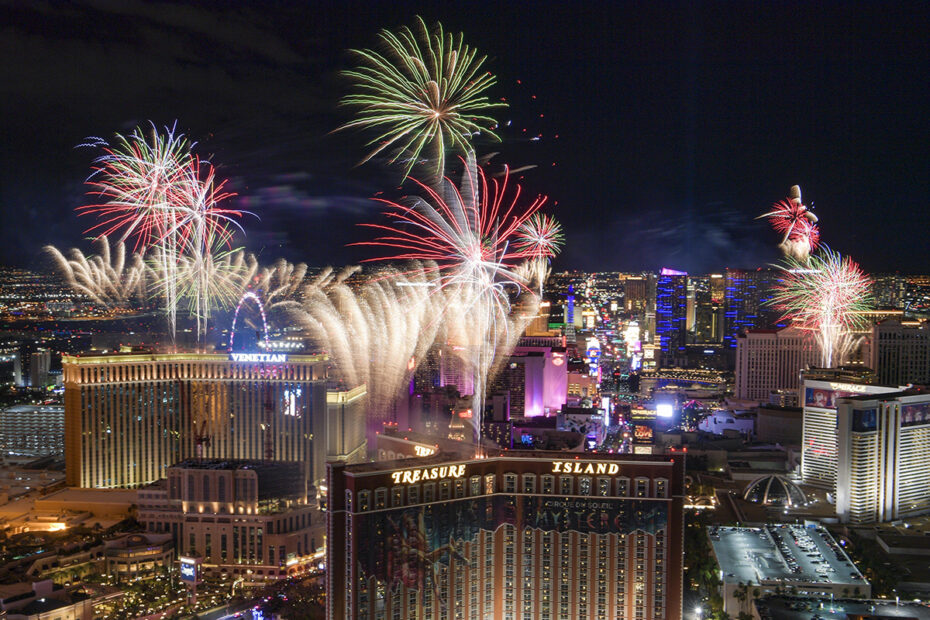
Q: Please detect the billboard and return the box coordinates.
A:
[851,408,878,432]
[355,495,667,599]
[901,402,930,427]
[633,424,653,442]
[804,387,864,410]
[180,557,199,583]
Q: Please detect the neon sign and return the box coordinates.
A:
[552,461,620,475]
[391,464,466,485]
[413,445,436,457]
[229,353,286,363]
[229,292,270,352]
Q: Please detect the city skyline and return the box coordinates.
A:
[1,3,930,619]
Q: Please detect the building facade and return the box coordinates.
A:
[870,319,930,387]
[63,352,330,489]
[836,389,930,523]
[722,268,779,352]
[800,370,899,490]
[656,270,688,368]
[327,451,685,620]
[735,326,821,402]
[137,460,321,584]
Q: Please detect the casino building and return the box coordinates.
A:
[836,388,930,523]
[326,451,685,620]
[63,352,338,490]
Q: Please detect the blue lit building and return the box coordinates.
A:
[656,269,688,368]
[723,268,781,351]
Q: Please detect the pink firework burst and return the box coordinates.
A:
[357,157,548,287]
[758,196,820,253]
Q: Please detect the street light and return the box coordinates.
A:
[695,605,703,619]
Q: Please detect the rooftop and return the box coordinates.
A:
[61,351,327,365]
[755,595,930,619]
[37,488,137,505]
[710,524,866,587]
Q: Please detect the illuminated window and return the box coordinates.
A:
[470,476,482,496]
[655,478,668,498]
[542,475,554,494]
[391,487,403,507]
[522,473,537,494]
[504,473,517,493]
[616,477,630,496]
[407,485,419,504]
[423,482,435,503]
[454,478,466,498]
[559,475,573,495]
[579,476,592,495]
[597,477,611,497]
[484,474,495,494]
[374,487,387,509]
[635,477,649,498]
[358,490,370,512]
[439,480,451,500]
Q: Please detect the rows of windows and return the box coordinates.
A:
[353,472,670,511]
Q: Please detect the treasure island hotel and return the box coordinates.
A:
[327,451,685,620]
[63,351,358,492]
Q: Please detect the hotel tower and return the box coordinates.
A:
[63,352,332,490]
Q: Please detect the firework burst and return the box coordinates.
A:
[77,124,251,343]
[772,246,873,367]
[339,16,506,179]
[758,186,820,261]
[45,236,146,308]
[280,263,447,419]
[359,155,548,447]
[516,213,563,294]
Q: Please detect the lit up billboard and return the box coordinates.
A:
[180,557,199,583]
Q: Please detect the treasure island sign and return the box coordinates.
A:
[388,460,631,486]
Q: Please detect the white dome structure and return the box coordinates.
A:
[743,474,807,507]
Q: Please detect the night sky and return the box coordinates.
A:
[2,1,928,274]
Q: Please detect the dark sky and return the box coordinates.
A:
[2,1,928,274]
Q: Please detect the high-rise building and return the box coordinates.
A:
[723,268,780,351]
[63,352,337,490]
[692,275,725,344]
[735,326,821,402]
[438,345,475,397]
[137,459,321,584]
[656,269,688,368]
[871,274,907,309]
[30,349,51,388]
[836,389,930,523]
[800,368,899,490]
[869,319,930,387]
[489,341,567,418]
[326,451,685,620]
